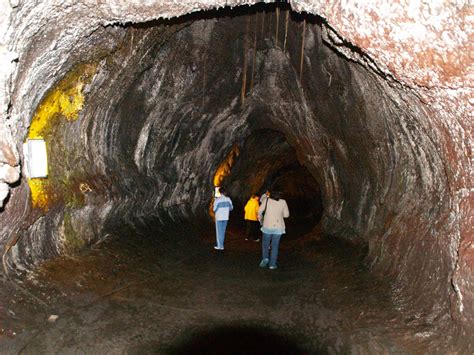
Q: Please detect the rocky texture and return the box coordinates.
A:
[287,4,472,341]
[0,229,448,353]
[0,0,471,352]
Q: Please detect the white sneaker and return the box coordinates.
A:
[269,266,277,270]
[214,246,224,250]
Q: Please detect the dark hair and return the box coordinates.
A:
[271,191,283,201]
[219,187,227,195]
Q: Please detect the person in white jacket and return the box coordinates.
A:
[213,187,233,250]
[258,191,289,269]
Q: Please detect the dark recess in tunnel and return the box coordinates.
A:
[222,129,323,237]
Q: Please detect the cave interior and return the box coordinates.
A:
[0,2,471,353]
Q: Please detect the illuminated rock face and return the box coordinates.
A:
[0,0,471,350]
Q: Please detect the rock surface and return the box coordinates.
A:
[0,0,471,351]
[0,229,454,353]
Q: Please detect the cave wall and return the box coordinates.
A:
[290,2,472,337]
[5,17,253,267]
[237,21,458,333]
[0,0,471,347]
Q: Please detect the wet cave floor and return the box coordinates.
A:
[1,225,441,354]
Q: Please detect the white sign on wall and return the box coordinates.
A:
[23,139,48,178]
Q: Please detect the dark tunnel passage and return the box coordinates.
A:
[0,2,471,353]
[221,129,323,237]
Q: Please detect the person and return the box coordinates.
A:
[213,187,233,250]
[260,190,270,204]
[244,194,260,242]
[258,191,289,269]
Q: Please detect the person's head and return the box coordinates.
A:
[219,187,227,196]
[270,190,283,201]
[251,194,258,200]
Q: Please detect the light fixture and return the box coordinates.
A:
[23,139,48,178]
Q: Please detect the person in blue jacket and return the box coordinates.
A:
[213,187,233,250]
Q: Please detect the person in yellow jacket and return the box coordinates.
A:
[244,194,260,242]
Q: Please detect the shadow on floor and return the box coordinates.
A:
[129,323,313,354]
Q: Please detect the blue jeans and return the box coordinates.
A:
[215,220,228,249]
[262,233,282,267]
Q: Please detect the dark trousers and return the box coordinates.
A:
[246,220,260,240]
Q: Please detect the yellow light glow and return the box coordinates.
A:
[209,145,240,218]
[28,178,51,210]
[213,145,240,187]
[27,63,97,210]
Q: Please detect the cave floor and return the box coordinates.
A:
[1,226,443,354]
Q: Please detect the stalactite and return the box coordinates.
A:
[275,6,280,47]
[299,18,306,82]
[202,56,207,107]
[250,13,258,92]
[241,16,250,106]
[130,28,134,54]
[268,8,273,39]
[283,9,289,52]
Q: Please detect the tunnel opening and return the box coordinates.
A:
[220,128,323,239]
[0,1,470,353]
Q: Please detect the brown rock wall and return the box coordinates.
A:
[0,1,471,349]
